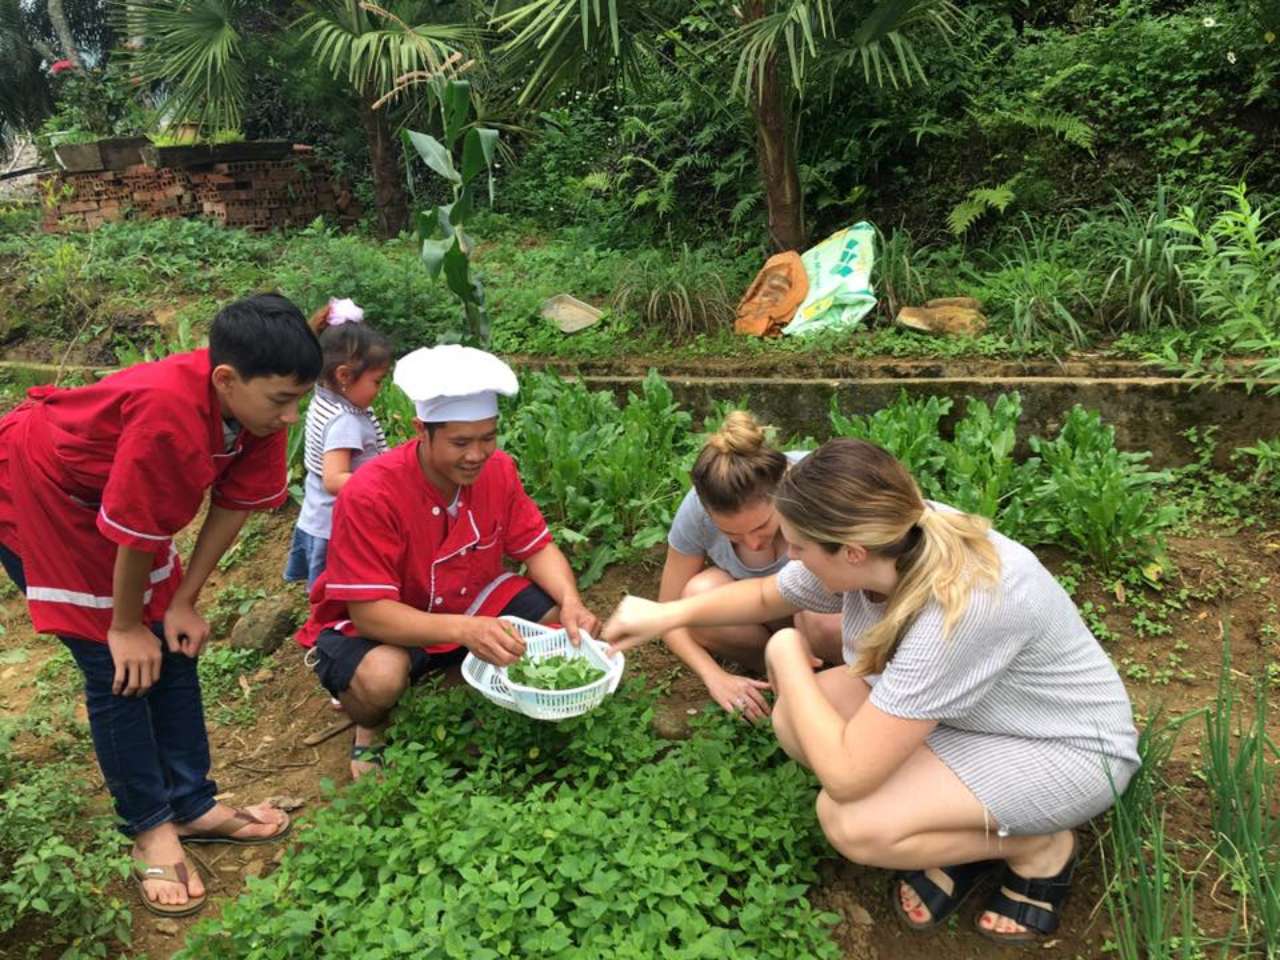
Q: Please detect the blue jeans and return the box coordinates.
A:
[0,543,218,836]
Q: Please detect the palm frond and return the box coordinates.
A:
[117,0,253,131]
[489,0,645,106]
[297,3,475,99]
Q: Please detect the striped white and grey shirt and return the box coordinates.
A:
[296,386,389,540]
[777,505,1140,832]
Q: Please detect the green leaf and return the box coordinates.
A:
[442,240,474,304]
[442,80,472,146]
[461,128,500,189]
[421,237,454,279]
[402,129,459,184]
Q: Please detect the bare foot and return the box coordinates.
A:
[177,801,287,841]
[133,824,204,907]
[977,830,1075,936]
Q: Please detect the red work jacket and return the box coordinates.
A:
[0,349,288,642]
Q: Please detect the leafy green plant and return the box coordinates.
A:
[198,645,267,726]
[1096,185,1198,333]
[403,79,500,343]
[828,391,952,500]
[972,217,1093,350]
[501,371,701,585]
[0,733,133,959]
[1165,183,1280,392]
[1027,407,1178,572]
[507,654,604,690]
[1099,709,1208,960]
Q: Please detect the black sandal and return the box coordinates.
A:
[892,859,1000,931]
[975,834,1078,944]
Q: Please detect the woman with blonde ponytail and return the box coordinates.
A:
[604,437,1139,945]
[658,412,841,721]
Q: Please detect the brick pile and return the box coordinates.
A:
[40,153,359,233]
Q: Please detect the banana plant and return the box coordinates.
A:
[401,78,498,343]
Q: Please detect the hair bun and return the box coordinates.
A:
[711,410,765,455]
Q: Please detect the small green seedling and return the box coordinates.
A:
[507,654,604,691]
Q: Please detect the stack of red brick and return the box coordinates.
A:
[40,154,359,233]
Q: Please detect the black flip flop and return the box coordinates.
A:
[892,859,1000,931]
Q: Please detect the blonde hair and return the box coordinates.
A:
[692,411,789,514]
[775,437,1001,675]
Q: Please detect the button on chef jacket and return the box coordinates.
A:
[295,441,553,653]
[0,349,289,643]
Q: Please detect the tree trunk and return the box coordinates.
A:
[358,97,408,239]
[46,0,81,68]
[746,3,806,251]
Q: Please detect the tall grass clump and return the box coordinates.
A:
[609,245,743,340]
[1201,631,1280,956]
[1096,185,1199,332]
[1099,709,1208,960]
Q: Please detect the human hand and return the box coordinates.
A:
[705,668,772,723]
[164,600,211,658]
[461,617,526,666]
[108,622,164,696]
[601,595,670,655]
[558,596,601,647]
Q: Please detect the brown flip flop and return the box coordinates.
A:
[180,806,292,846]
[134,860,206,917]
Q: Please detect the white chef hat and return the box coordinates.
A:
[393,345,519,423]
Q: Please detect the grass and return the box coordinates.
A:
[1201,632,1280,955]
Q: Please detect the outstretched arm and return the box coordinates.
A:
[603,574,798,652]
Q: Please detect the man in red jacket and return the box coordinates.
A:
[0,293,319,917]
[296,345,600,779]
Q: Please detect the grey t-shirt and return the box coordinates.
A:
[775,507,1140,767]
[297,388,388,540]
[667,450,806,580]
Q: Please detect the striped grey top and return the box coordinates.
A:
[776,510,1140,769]
[303,386,387,476]
[296,386,389,540]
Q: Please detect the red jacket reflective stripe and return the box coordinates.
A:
[295,442,552,650]
[0,350,288,643]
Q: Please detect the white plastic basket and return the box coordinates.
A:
[461,617,625,722]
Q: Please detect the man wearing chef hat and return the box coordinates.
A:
[295,345,601,778]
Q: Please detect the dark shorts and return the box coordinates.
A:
[309,583,556,698]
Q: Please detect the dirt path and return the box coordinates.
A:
[1,510,1277,959]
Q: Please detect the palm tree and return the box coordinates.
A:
[493,0,959,251]
[296,1,473,237]
[121,0,473,237]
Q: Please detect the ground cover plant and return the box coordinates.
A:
[177,685,844,960]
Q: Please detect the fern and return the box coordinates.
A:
[970,106,1095,152]
[947,176,1019,235]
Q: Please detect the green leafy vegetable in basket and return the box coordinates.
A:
[507,654,604,691]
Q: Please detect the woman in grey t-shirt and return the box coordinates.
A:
[604,437,1139,945]
[660,412,841,721]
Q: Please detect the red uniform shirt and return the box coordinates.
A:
[296,442,553,650]
[0,349,288,643]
